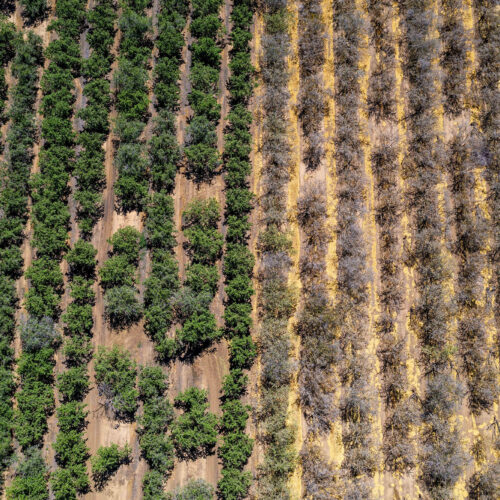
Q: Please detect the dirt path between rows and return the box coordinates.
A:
[245,9,264,492]
[85,2,154,497]
[166,0,233,492]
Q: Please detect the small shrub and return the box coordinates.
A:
[167,479,214,500]
[104,285,142,329]
[143,469,167,500]
[20,316,60,353]
[65,240,97,277]
[91,443,131,489]
[108,226,145,263]
[94,346,138,420]
[171,387,218,459]
[468,462,500,499]
[20,0,48,24]
[6,447,48,499]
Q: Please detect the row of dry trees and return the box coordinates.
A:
[439,0,498,416]
[256,0,297,497]
[296,1,337,498]
[367,0,417,476]
[269,1,499,498]
[399,0,468,497]
[467,0,500,495]
[332,1,378,497]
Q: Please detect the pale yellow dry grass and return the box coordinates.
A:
[286,3,303,498]
[248,10,264,477]
[357,0,385,496]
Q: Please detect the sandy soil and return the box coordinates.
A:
[245,10,264,493]
[286,3,304,497]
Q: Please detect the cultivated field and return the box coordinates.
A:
[0,0,498,499]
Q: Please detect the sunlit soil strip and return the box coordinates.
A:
[323,0,343,473]
[250,10,263,477]
[463,0,477,95]
[358,0,384,497]
[286,2,303,497]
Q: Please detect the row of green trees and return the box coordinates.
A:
[12,0,86,496]
[140,1,188,495]
[95,345,139,421]
[138,367,174,498]
[0,24,17,491]
[0,29,43,496]
[399,1,468,497]
[0,19,15,146]
[50,1,118,496]
[143,0,186,361]
[140,1,187,494]
[171,387,218,459]
[93,348,138,487]
[100,226,145,329]
[256,1,297,497]
[114,0,151,212]
[332,1,377,496]
[39,1,89,497]
[75,0,116,236]
[51,240,97,498]
[185,0,224,181]
[219,0,256,497]
[163,198,223,358]
[367,0,416,475]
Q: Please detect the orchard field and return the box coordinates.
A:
[0,0,498,499]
